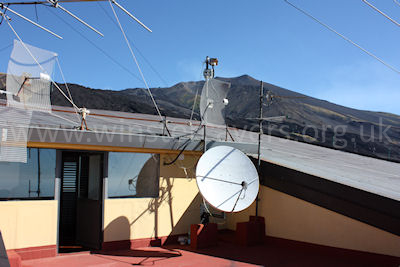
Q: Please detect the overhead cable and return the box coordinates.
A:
[96,1,168,87]
[284,0,400,75]
[0,43,13,53]
[47,7,144,84]
[108,0,163,121]
[362,0,400,28]
[109,0,152,33]
[189,62,205,124]
[47,0,104,36]
[55,57,81,121]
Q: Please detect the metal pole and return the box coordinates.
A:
[37,148,41,197]
[203,123,207,153]
[110,0,152,33]
[225,124,228,141]
[256,80,263,217]
[203,70,209,153]
[53,2,104,37]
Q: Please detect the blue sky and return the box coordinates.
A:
[1,0,400,114]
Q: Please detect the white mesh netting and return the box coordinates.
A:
[6,39,56,112]
[0,40,56,162]
[0,107,32,163]
[200,78,230,126]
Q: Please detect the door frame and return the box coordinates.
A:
[56,150,107,252]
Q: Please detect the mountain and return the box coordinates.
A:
[1,73,399,162]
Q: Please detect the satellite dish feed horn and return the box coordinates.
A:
[196,146,259,213]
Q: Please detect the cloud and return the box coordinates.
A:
[176,59,205,82]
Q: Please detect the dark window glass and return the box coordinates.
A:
[0,148,56,200]
[108,152,159,198]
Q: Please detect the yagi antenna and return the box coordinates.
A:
[1,0,152,35]
[110,0,152,33]
[47,0,104,36]
[0,4,63,39]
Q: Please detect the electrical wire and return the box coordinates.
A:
[108,0,163,122]
[55,57,80,121]
[46,7,144,85]
[189,85,199,123]
[163,103,212,166]
[362,0,400,28]
[96,1,169,87]
[395,0,400,7]
[50,1,104,37]
[284,0,400,75]
[48,110,80,125]
[34,3,38,21]
[163,122,204,166]
[189,62,205,124]
[0,43,13,53]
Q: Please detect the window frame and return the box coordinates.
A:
[0,148,56,201]
[107,152,160,199]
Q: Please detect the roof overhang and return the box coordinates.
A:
[27,126,258,154]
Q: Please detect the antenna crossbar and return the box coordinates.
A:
[48,0,104,36]
[1,4,63,39]
[110,0,152,32]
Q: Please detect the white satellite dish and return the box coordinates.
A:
[196,146,259,212]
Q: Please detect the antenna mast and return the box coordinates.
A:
[202,56,218,152]
[255,81,263,217]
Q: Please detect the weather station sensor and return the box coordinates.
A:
[200,56,230,126]
[203,56,218,79]
[196,146,259,212]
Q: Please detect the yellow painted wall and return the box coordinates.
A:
[104,154,203,242]
[6,151,397,258]
[0,200,58,250]
[0,153,202,251]
[227,186,400,257]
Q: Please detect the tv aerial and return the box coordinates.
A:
[196,145,259,212]
[0,0,152,40]
[0,0,165,133]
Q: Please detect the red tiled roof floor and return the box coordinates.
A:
[21,237,400,267]
[21,246,256,267]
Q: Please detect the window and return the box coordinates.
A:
[108,152,160,198]
[0,148,56,200]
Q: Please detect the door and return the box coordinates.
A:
[76,154,103,249]
[59,152,104,252]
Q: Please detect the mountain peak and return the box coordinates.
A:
[236,74,257,80]
[217,74,260,86]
